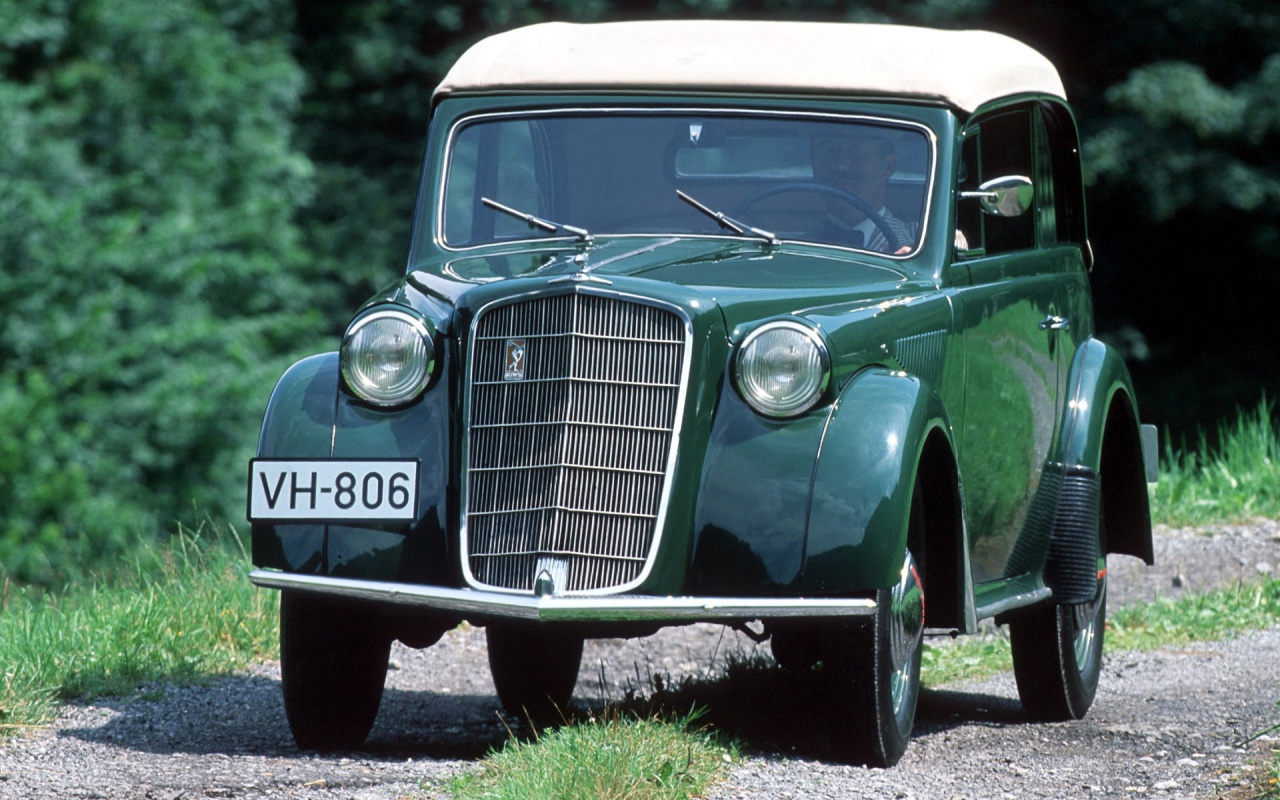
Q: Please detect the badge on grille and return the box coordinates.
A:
[503,338,526,381]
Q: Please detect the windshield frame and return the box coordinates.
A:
[433,106,938,259]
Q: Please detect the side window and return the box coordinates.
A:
[1040,102,1088,251]
[978,109,1034,254]
[1034,109,1057,244]
[956,133,982,252]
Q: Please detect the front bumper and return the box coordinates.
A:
[250,569,877,624]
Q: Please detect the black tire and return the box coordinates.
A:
[825,485,926,767]
[279,591,391,751]
[486,623,583,723]
[1010,572,1107,721]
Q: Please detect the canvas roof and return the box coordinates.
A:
[434,20,1066,113]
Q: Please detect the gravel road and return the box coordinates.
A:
[1,521,1277,800]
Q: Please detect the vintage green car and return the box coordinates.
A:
[247,20,1157,766]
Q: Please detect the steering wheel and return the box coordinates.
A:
[731,181,901,252]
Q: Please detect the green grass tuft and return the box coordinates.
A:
[447,711,734,800]
[1151,398,1280,526]
[1108,580,1280,650]
[0,523,278,735]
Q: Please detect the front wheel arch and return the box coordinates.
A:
[913,429,967,631]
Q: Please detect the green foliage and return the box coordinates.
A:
[1086,57,1280,224]
[1109,579,1280,650]
[448,710,733,800]
[0,0,328,586]
[0,524,278,734]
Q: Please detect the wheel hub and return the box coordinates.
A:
[890,552,921,675]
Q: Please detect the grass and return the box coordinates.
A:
[1151,398,1280,526]
[0,523,278,735]
[922,578,1280,686]
[447,711,734,800]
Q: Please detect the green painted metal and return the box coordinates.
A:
[802,368,952,594]
[247,88,1152,633]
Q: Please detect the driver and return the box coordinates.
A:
[811,131,916,254]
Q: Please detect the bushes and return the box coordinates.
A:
[0,0,321,586]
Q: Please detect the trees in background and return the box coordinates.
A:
[0,0,318,584]
[990,0,1280,428]
[1,0,1277,585]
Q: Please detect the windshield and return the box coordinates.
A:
[438,110,933,256]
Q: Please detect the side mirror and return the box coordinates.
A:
[959,175,1033,217]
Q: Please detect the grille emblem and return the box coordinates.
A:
[503,338,526,381]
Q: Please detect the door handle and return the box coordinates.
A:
[1039,315,1070,331]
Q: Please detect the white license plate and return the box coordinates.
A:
[248,459,420,522]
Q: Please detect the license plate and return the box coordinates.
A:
[248,459,420,522]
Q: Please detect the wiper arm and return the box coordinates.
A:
[482,197,592,243]
[677,190,778,246]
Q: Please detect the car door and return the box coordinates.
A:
[952,104,1083,586]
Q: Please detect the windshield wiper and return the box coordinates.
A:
[482,197,592,243]
[676,190,778,246]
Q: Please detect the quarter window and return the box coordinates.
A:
[976,110,1035,254]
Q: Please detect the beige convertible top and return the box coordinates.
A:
[435,20,1065,113]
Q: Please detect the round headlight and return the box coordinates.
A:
[340,309,435,406]
[735,321,830,417]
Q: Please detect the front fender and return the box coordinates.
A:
[250,351,454,584]
[802,368,951,594]
[688,383,828,595]
[256,353,341,461]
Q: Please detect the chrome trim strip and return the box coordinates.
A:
[250,570,878,622]
[975,586,1053,621]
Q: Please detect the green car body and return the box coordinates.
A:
[248,21,1155,763]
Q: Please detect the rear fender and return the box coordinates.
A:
[1056,339,1154,566]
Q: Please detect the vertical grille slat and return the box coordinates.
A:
[464,292,688,594]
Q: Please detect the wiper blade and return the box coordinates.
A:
[677,190,778,246]
[482,197,592,243]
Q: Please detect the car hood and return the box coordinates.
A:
[406,237,920,336]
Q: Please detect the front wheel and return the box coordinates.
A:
[279,591,391,751]
[486,623,584,724]
[825,548,925,767]
[1010,573,1107,721]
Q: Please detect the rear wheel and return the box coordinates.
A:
[486,623,584,723]
[1010,570,1107,720]
[279,591,391,751]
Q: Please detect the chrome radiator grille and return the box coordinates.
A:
[464,292,688,594]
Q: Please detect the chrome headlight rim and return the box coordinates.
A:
[339,307,436,408]
[734,320,831,418]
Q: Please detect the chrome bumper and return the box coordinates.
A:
[249,569,878,623]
